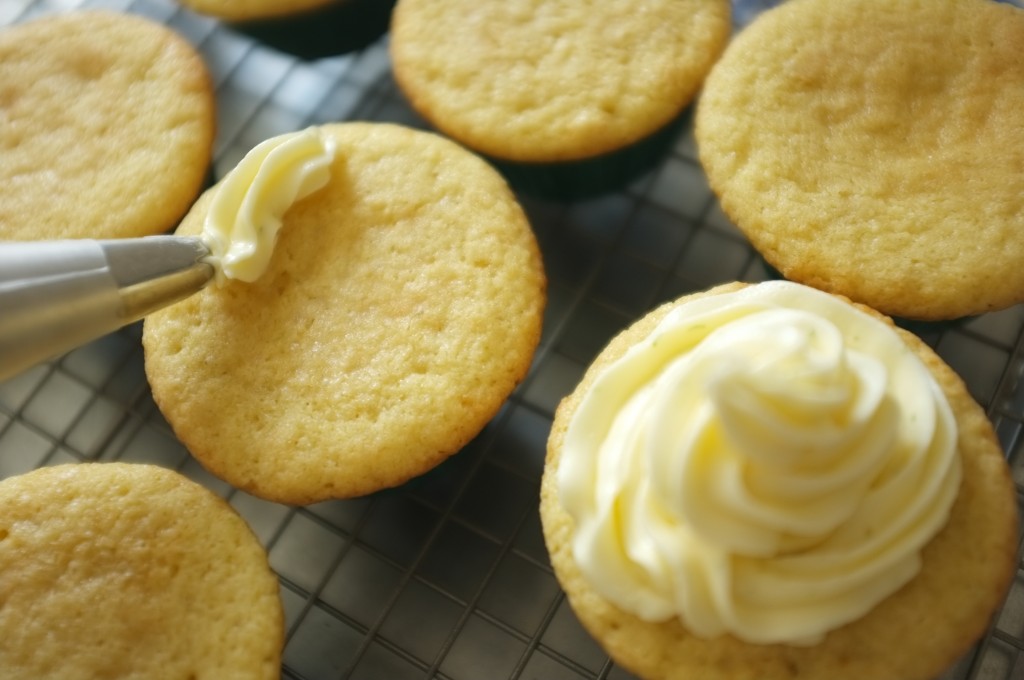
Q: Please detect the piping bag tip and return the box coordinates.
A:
[0,236,215,382]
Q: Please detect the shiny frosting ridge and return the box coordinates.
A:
[557,281,961,645]
[201,127,336,282]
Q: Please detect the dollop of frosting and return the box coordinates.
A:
[558,281,961,645]
[201,127,336,282]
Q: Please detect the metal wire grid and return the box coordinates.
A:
[1,0,1023,678]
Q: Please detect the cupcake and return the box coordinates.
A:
[540,281,1018,680]
[390,0,731,199]
[177,0,397,60]
[0,462,283,679]
[143,122,546,505]
[695,0,1024,321]
[0,10,215,241]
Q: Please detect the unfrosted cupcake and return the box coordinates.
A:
[541,280,1018,680]
[0,10,215,241]
[144,123,546,505]
[390,0,731,199]
[178,0,396,59]
[695,0,1024,320]
[0,462,283,679]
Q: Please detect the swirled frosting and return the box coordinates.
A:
[558,281,961,645]
[201,127,336,282]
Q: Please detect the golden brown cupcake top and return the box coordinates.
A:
[0,10,214,240]
[391,0,731,162]
[144,122,546,504]
[696,0,1024,320]
[0,463,283,679]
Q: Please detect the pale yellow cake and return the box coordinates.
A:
[541,281,1019,680]
[390,0,731,163]
[143,122,546,505]
[695,0,1024,320]
[0,10,215,241]
[0,462,283,680]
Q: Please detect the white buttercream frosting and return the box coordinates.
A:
[201,127,336,282]
[557,281,961,645]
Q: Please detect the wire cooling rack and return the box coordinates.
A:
[2,0,1023,678]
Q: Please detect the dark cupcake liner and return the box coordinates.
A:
[231,0,397,60]
[487,105,693,202]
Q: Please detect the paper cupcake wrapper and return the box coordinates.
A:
[231,0,397,60]
[488,106,693,202]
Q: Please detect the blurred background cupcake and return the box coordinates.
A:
[177,0,397,60]
[390,0,731,200]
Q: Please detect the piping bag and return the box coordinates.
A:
[0,236,214,382]
[0,126,338,382]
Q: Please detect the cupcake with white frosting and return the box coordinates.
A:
[540,281,1017,680]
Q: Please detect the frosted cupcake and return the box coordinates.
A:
[390,0,731,199]
[541,281,1018,680]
